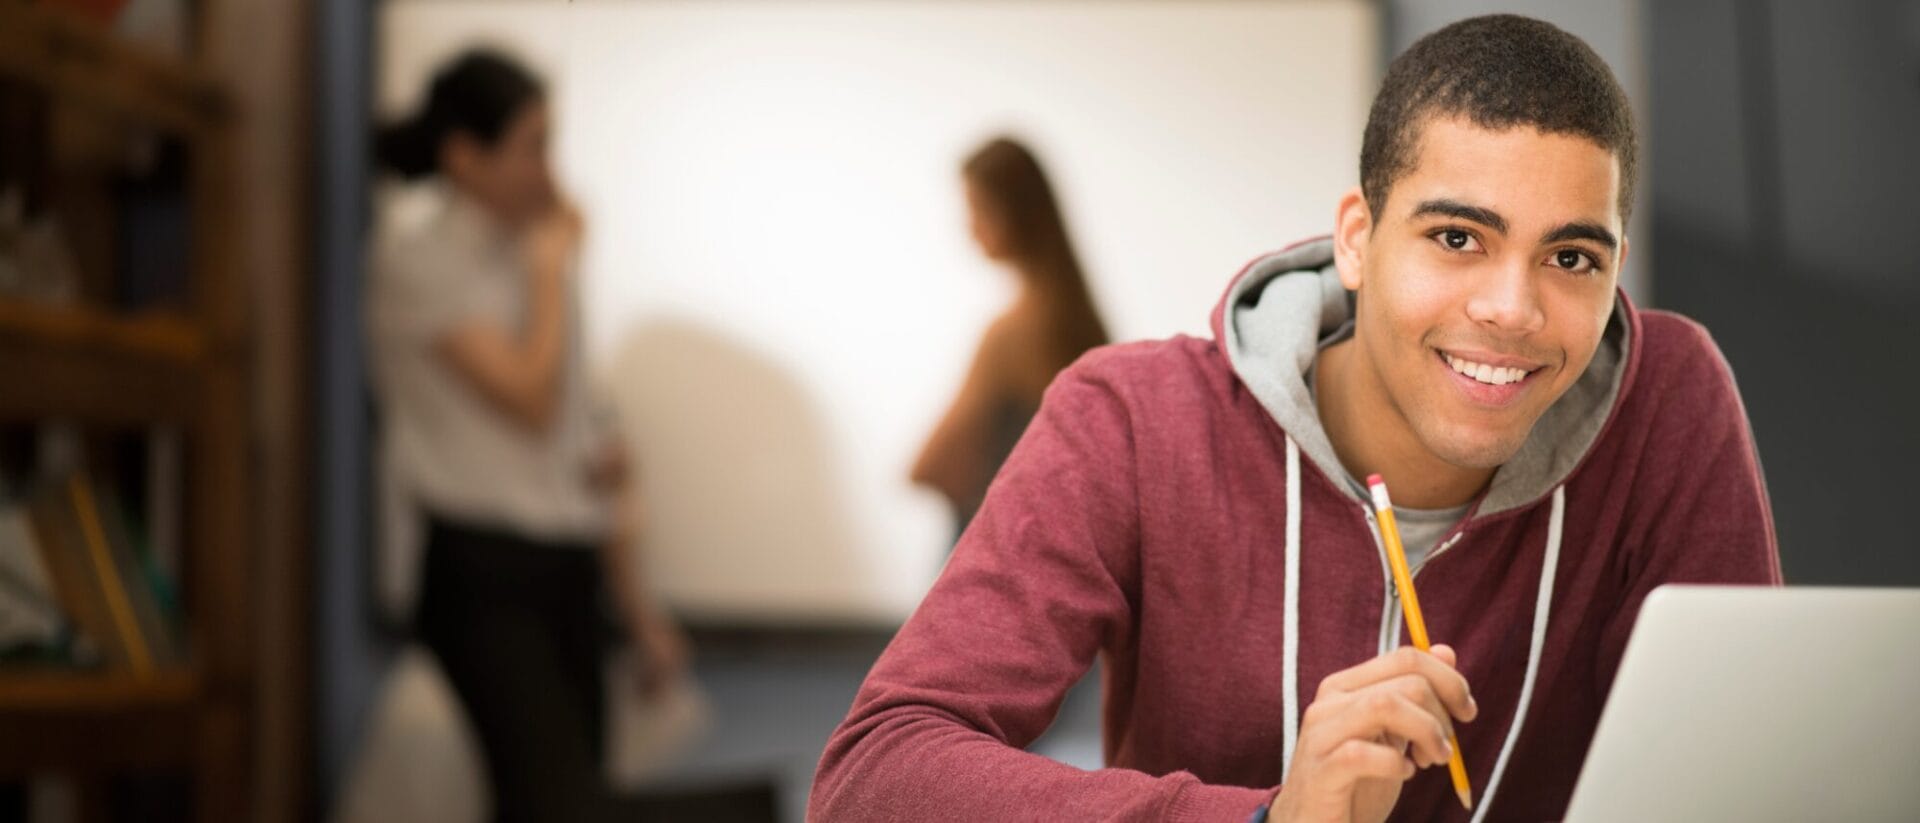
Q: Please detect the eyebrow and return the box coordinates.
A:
[1411,199,1508,234]
[1542,221,1619,251]
[1413,197,1619,252]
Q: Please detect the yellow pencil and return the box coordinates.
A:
[1366,473,1473,811]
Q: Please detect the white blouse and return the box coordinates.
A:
[367,186,613,614]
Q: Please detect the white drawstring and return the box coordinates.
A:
[1280,435,1302,781]
[1276,442,1564,820]
[1470,484,1566,822]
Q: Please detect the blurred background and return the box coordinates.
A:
[0,0,1914,821]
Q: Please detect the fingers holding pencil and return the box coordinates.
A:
[1272,642,1479,823]
[1317,645,1478,722]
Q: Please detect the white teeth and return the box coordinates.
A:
[1446,354,1530,386]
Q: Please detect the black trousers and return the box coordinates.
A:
[415,515,776,823]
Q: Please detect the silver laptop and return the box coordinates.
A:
[1562,585,1920,822]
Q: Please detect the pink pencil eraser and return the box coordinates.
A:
[1366,474,1391,509]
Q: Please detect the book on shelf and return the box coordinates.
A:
[112,139,191,312]
[0,504,71,661]
[17,470,182,675]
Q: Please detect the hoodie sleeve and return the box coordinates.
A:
[809,355,1273,822]
[1595,317,1784,693]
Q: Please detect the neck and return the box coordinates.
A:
[447,181,526,236]
[1314,338,1492,509]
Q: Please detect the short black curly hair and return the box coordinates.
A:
[1361,14,1637,222]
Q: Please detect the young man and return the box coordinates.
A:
[811,15,1779,823]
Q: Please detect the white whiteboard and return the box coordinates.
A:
[380,0,1377,624]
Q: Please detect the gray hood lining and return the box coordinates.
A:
[1221,238,1631,517]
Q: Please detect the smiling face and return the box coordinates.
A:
[1332,115,1627,471]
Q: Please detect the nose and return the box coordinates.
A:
[1464,256,1546,335]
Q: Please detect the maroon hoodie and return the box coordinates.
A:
[811,239,1782,822]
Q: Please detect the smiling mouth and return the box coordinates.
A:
[1440,351,1540,386]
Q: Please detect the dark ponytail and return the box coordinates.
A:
[374,48,545,180]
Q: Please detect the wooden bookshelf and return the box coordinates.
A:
[0,3,227,134]
[0,702,202,774]
[0,300,209,423]
[0,667,197,711]
[0,299,209,364]
[0,0,307,820]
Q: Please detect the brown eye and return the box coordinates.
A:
[1429,228,1482,254]
[1546,249,1600,275]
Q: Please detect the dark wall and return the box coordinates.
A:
[1648,0,1920,585]
[312,0,388,814]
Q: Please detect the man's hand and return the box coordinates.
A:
[1268,644,1477,823]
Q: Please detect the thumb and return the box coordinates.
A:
[1428,643,1459,668]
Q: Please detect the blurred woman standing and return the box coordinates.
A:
[367,49,761,822]
[912,137,1110,535]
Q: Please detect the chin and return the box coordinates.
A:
[1425,427,1527,471]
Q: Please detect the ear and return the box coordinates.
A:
[1333,186,1373,291]
[440,130,483,183]
[1615,233,1631,282]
